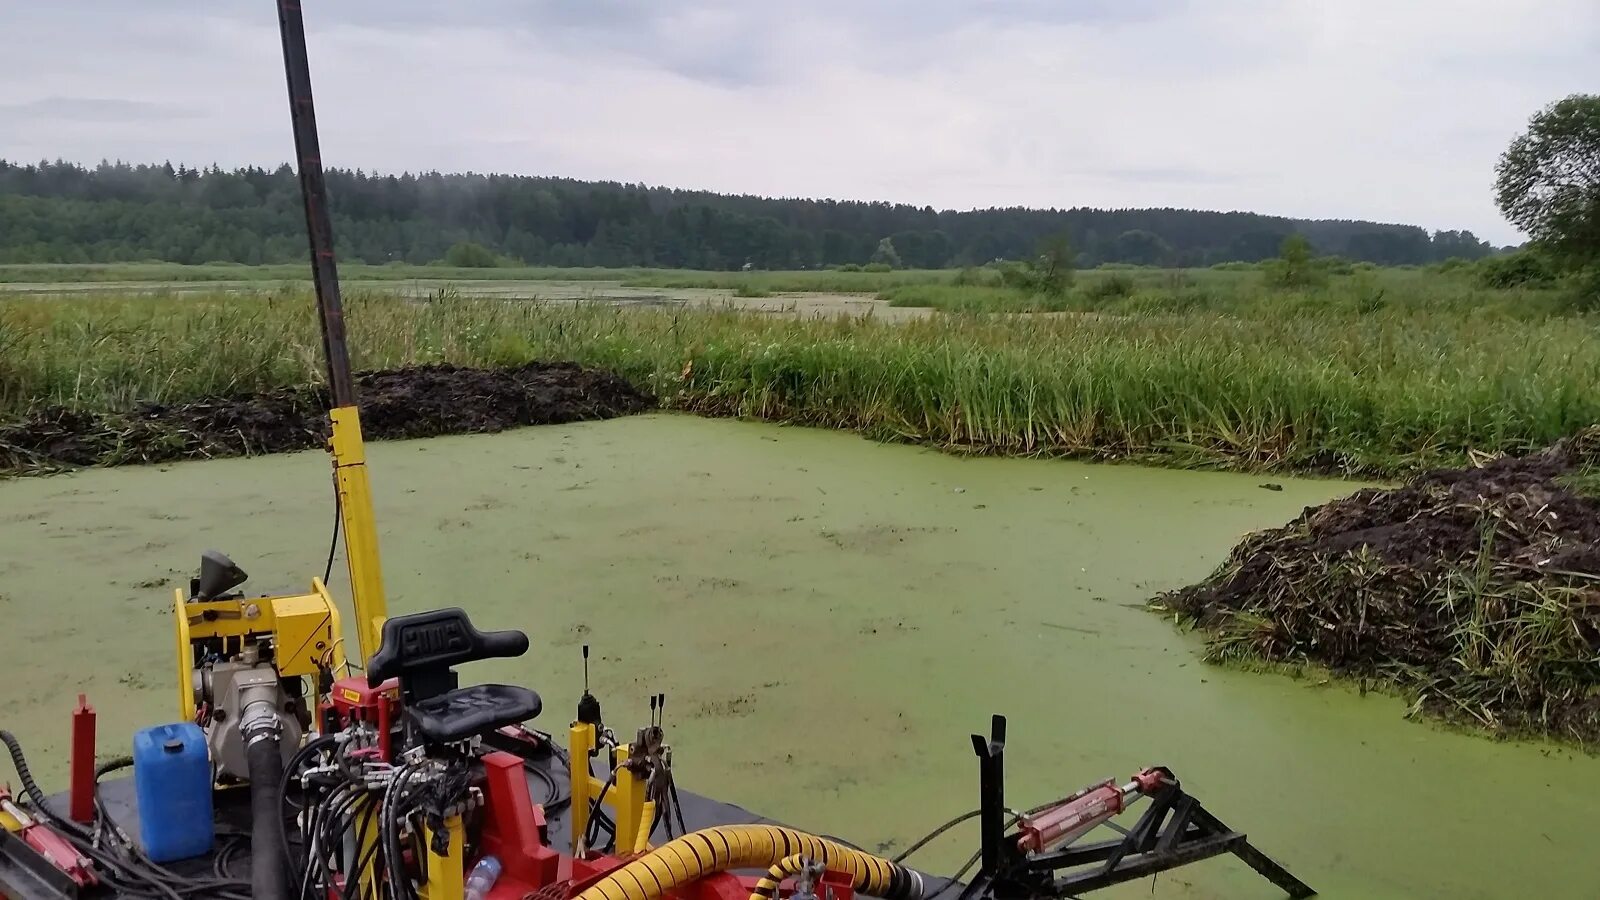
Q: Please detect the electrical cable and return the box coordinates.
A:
[280,733,339,885]
[929,849,984,900]
[382,764,420,900]
[345,793,381,899]
[894,792,1102,867]
[1,729,76,830]
[667,776,688,841]
[583,768,619,851]
[926,812,1025,900]
[523,760,571,813]
[324,489,342,584]
[891,809,981,864]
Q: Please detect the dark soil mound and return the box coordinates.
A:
[0,362,653,473]
[1165,431,1600,744]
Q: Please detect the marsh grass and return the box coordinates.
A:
[5,289,1599,476]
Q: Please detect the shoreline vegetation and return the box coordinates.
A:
[4,267,1597,746]
[3,269,1597,477]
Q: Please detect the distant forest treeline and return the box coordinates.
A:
[0,159,1499,269]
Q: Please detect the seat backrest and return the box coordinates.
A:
[367,607,529,701]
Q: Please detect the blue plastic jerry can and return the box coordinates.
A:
[131,723,214,862]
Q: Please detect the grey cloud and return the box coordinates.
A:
[0,96,199,123]
[1098,167,1241,186]
[1,0,1596,243]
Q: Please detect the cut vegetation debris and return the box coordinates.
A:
[1163,431,1600,744]
[0,361,650,473]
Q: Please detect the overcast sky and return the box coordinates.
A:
[2,2,1595,244]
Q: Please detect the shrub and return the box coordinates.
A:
[836,263,863,272]
[442,241,499,268]
[1562,266,1600,312]
[996,261,1071,295]
[1477,251,1557,289]
[862,262,893,273]
[953,266,1000,287]
[1082,273,1136,301]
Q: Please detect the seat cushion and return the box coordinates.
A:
[409,683,542,744]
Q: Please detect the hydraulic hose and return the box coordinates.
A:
[247,734,292,900]
[573,824,923,900]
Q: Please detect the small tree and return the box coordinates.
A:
[1028,231,1076,294]
[1494,94,1600,273]
[870,237,902,269]
[996,232,1076,295]
[1263,233,1326,288]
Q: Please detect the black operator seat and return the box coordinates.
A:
[367,607,542,744]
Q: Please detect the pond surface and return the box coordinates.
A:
[0,414,1593,899]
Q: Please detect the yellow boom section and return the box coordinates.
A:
[329,405,388,664]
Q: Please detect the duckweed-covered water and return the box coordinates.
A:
[1,415,1593,899]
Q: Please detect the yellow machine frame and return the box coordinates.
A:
[569,722,657,855]
[172,405,389,719]
[172,579,346,720]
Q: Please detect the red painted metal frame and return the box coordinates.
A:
[476,751,857,900]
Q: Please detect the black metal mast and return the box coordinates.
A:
[275,0,356,407]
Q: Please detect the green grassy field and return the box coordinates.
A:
[5,287,1597,476]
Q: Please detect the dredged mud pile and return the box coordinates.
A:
[0,362,653,473]
[1166,431,1600,743]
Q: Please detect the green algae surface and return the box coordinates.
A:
[1,414,1594,899]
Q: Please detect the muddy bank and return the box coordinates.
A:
[0,362,653,473]
[1165,430,1600,743]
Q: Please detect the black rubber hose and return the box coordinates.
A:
[247,736,292,900]
[0,729,84,836]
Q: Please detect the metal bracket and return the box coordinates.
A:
[959,714,1314,899]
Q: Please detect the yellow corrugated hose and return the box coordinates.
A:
[573,824,924,900]
[750,854,813,900]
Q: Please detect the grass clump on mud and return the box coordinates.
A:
[1164,434,1600,744]
[0,362,650,472]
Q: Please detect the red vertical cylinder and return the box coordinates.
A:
[69,693,96,824]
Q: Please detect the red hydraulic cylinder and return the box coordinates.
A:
[1017,768,1168,853]
[69,694,96,824]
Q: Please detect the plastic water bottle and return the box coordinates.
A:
[465,855,502,900]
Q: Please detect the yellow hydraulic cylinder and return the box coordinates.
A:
[328,405,388,664]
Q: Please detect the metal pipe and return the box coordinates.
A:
[274,0,355,407]
[273,0,390,663]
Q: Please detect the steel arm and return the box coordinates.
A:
[276,0,389,664]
